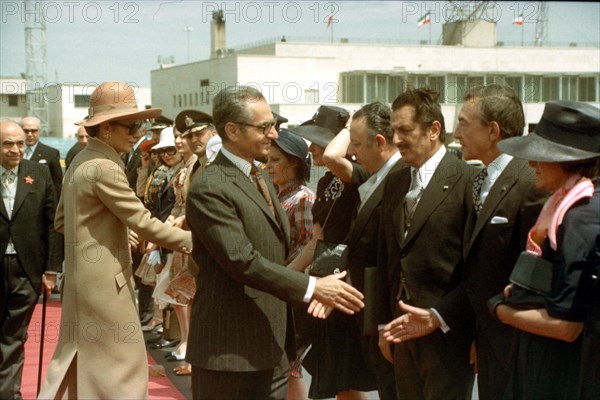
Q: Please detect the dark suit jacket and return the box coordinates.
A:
[126,141,145,194]
[30,141,63,200]
[437,158,546,368]
[346,158,406,331]
[379,152,473,313]
[186,152,310,372]
[377,151,475,395]
[0,160,62,294]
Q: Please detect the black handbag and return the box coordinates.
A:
[310,240,348,277]
[488,251,553,316]
[309,194,348,277]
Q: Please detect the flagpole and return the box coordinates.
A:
[331,21,333,43]
[428,15,432,44]
[521,24,524,47]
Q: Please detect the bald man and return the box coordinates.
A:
[64,126,89,171]
[0,120,62,399]
[21,116,63,200]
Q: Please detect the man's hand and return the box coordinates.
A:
[41,273,57,298]
[307,299,334,319]
[378,329,394,363]
[382,301,440,343]
[167,215,186,229]
[312,271,364,315]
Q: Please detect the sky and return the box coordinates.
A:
[1,1,599,88]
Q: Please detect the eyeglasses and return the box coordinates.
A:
[23,129,39,134]
[234,120,277,135]
[155,147,177,156]
[113,121,143,136]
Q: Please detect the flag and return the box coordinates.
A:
[417,12,430,28]
[513,14,524,25]
[327,15,333,29]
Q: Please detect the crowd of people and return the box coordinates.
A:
[0,80,599,400]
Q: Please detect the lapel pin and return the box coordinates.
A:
[443,185,449,191]
[501,186,507,193]
[25,176,34,185]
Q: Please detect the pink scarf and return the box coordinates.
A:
[527,174,595,255]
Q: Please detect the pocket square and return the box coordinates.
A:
[490,216,509,224]
[38,159,47,164]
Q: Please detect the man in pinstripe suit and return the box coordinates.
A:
[185,86,364,399]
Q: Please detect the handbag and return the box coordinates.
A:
[134,253,157,286]
[310,240,348,277]
[309,194,348,277]
[488,251,553,315]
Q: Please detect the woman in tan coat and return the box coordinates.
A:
[38,81,192,399]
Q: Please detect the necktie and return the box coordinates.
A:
[251,165,275,217]
[2,170,16,186]
[472,167,488,216]
[404,168,423,233]
[24,147,32,160]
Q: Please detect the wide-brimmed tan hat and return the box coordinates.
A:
[78,81,161,127]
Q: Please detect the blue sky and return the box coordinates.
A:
[1,1,599,87]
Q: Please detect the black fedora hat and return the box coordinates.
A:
[290,105,350,148]
[272,111,289,131]
[498,101,600,162]
[175,109,213,137]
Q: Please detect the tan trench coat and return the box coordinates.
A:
[38,138,192,399]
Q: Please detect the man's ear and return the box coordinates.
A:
[489,121,501,142]
[429,120,442,141]
[224,122,239,142]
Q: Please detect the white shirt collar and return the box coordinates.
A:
[220,147,253,178]
[415,145,447,189]
[0,164,19,176]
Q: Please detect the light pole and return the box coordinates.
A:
[184,26,194,62]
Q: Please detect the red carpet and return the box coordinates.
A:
[21,300,186,400]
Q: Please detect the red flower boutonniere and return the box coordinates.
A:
[25,176,34,185]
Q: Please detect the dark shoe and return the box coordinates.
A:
[140,311,153,325]
[149,338,180,349]
[166,353,186,362]
[146,333,163,345]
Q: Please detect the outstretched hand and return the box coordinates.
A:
[312,271,364,315]
[383,301,440,343]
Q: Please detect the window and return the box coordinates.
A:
[561,76,577,100]
[8,95,18,107]
[74,95,91,108]
[524,76,541,103]
[429,76,446,104]
[506,77,523,100]
[542,77,559,101]
[579,77,597,102]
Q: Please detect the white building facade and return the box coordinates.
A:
[151,37,599,133]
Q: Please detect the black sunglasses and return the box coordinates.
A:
[156,147,177,156]
[113,121,143,136]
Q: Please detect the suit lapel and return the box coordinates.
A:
[466,159,521,253]
[12,163,35,218]
[393,168,411,249]
[403,153,459,246]
[347,181,384,247]
[347,160,405,248]
[217,154,284,232]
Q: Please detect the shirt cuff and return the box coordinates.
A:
[430,308,450,333]
[378,324,386,331]
[303,276,317,303]
[44,271,58,275]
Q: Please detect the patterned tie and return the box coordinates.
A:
[404,168,423,234]
[250,165,275,217]
[2,170,16,187]
[472,167,488,216]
